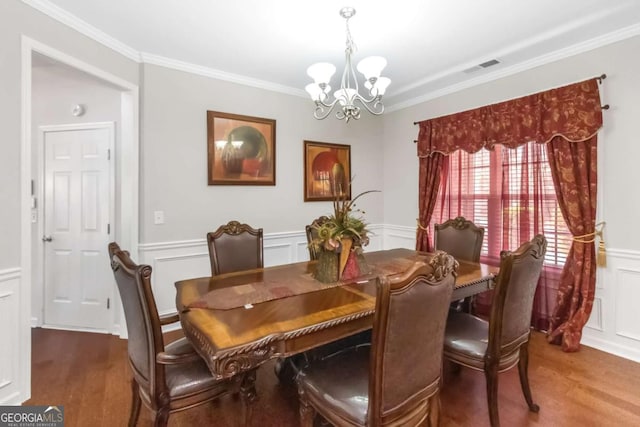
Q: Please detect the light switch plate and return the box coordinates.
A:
[154,211,164,225]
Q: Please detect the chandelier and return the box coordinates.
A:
[305,7,391,122]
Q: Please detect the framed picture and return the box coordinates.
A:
[207,111,276,185]
[303,140,351,202]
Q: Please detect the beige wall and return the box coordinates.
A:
[381,35,640,252]
[0,0,139,270]
[140,64,384,243]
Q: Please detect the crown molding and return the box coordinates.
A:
[390,5,627,98]
[385,23,640,113]
[22,0,640,110]
[22,0,141,62]
[140,53,307,98]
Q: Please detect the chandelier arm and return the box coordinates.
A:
[352,94,384,115]
[313,99,340,120]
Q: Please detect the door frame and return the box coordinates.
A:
[21,36,140,401]
[37,122,116,333]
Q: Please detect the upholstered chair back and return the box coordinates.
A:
[434,216,485,262]
[108,242,164,394]
[207,220,264,276]
[489,235,547,356]
[369,252,458,424]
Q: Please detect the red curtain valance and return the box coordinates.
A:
[417,79,603,157]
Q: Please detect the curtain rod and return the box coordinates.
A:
[412,74,608,126]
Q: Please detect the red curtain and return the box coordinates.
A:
[416,121,445,252]
[416,78,603,351]
[546,136,598,351]
[429,143,565,329]
[417,80,602,157]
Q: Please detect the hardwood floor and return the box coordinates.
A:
[26,328,640,426]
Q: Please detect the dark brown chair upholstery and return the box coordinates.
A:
[306,215,330,260]
[443,234,547,427]
[435,216,485,312]
[207,220,263,276]
[434,216,485,263]
[297,252,458,427]
[108,242,240,427]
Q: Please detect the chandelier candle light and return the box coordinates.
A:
[305,7,391,122]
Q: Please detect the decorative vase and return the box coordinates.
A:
[314,249,340,283]
[341,250,361,281]
[356,249,370,275]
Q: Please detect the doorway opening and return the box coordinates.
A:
[21,36,140,402]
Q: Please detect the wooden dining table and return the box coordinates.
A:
[175,248,496,421]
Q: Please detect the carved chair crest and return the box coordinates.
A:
[427,250,459,281]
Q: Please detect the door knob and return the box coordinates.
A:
[42,235,53,242]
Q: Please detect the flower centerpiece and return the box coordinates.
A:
[310,184,378,283]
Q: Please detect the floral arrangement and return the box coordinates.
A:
[310,188,377,254]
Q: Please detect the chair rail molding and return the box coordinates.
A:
[0,268,23,405]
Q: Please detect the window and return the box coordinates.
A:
[431,141,570,267]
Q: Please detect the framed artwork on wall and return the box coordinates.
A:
[207,111,276,185]
[303,140,351,202]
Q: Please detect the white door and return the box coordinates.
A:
[42,123,114,331]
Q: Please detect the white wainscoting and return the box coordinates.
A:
[582,248,640,362]
[0,268,22,405]
[381,224,416,250]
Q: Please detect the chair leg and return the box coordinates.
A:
[151,408,169,427]
[128,380,142,427]
[298,387,316,427]
[517,345,540,412]
[484,360,500,427]
[427,392,440,427]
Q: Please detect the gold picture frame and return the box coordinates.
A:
[207,111,276,185]
[303,140,351,202]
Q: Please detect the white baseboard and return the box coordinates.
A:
[0,391,22,406]
[581,335,640,363]
[40,324,110,334]
[0,268,23,405]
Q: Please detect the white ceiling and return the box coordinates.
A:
[28,0,640,110]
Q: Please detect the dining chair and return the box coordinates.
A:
[108,242,241,426]
[305,215,330,260]
[207,220,263,276]
[442,234,547,427]
[297,252,458,427]
[434,216,485,263]
[434,216,485,312]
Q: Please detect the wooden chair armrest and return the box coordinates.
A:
[159,313,180,326]
[156,351,202,365]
